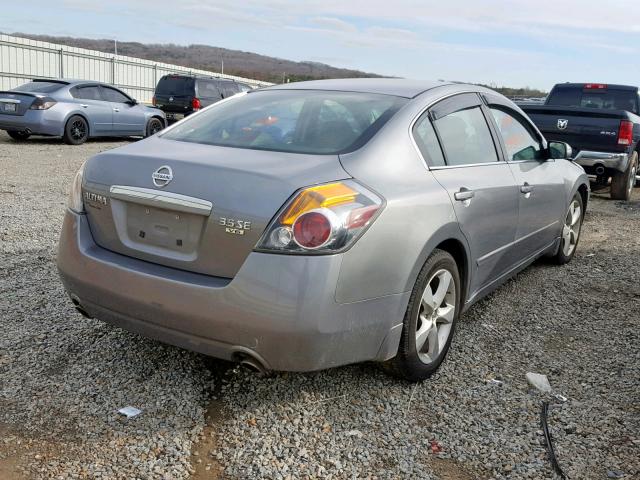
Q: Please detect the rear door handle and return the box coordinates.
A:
[520,183,533,194]
[454,188,475,201]
[113,108,120,112]
[80,104,89,108]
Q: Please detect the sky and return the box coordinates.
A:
[2,0,640,90]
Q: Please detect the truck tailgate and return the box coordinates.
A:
[522,105,626,153]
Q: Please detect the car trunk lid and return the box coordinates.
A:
[82,137,350,278]
[0,91,38,116]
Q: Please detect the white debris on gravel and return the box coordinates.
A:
[1,131,639,479]
[526,372,552,393]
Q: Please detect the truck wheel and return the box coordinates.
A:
[611,151,637,200]
[62,115,89,145]
[8,131,30,141]
[384,249,461,382]
[553,193,584,265]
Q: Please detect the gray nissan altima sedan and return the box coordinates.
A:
[57,79,589,381]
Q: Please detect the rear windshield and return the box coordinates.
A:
[547,87,638,113]
[156,76,194,95]
[161,90,407,155]
[12,81,66,93]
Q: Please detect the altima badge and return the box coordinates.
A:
[152,166,173,188]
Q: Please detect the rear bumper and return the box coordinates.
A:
[572,150,629,173]
[0,109,62,136]
[57,211,408,371]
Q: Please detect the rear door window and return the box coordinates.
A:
[71,85,103,101]
[434,107,499,166]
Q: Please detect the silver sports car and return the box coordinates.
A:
[57,79,589,381]
[0,79,166,144]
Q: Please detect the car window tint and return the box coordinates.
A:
[413,115,445,167]
[162,90,407,155]
[12,81,65,93]
[490,108,543,161]
[197,80,222,99]
[434,107,498,166]
[73,86,102,101]
[101,87,130,103]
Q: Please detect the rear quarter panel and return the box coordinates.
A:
[336,85,471,305]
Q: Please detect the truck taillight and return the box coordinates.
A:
[584,83,607,90]
[618,120,633,146]
[191,97,201,110]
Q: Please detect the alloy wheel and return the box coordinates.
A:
[71,120,87,141]
[562,199,582,257]
[416,268,456,365]
[628,163,637,196]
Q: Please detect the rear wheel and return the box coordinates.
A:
[611,151,637,200]
[63,115,89,145]
[385,249,460,382]
[145,117,164,137]
[553,193,583,265]
[7,131,30,141]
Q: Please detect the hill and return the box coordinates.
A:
[14,33,381,84]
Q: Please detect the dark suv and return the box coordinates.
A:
[152,75,252,122]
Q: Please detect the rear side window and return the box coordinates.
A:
[490,108,543,161]
[72,85,102,101]
[413,115,446,167]
[12,81,65,93]
[433,107,498,166]
[162,90,407,155]
[197,80,222,99]
[156,76,194,95]
[547,87,639,113]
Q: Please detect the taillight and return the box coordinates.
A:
[618,120,633,146]
[152,95,157,106]
[191,97,201,110]
[256,180,384,254]
[29,97,57,110]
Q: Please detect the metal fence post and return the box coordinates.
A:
[59,49,64,77]
[153,64,157,85]
[111,57,116,85]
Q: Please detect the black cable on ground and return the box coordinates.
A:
[541,401,568,479]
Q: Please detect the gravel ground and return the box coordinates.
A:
[0,130,639,479]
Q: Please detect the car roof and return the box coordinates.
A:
[261,78,453,98]
[30,78,119,87]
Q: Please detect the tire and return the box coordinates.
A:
[7,131,30,141]
[62,115,89,145]
[552,192,584,265]
[611,151,637,200]
[384,249,461,382]
[145,117,164,137]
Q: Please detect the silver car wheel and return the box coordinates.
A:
[562,199,582,257]
[416,268,456,365]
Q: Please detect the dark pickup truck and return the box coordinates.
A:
[521,83,639,200]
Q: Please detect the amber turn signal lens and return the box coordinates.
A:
[279,182,357,225]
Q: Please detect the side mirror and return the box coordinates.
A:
[548,141,572,160]
[128,99,138,106]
